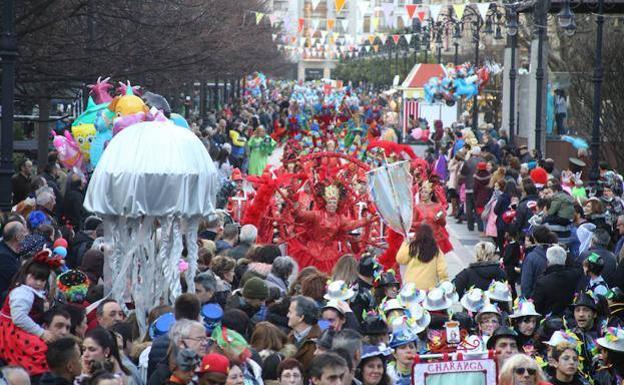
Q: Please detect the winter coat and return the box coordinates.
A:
[547,191,576,222]
[38,373,73,385]
[396,242,449,290]
[286,324,321,372]
[493,192,511,234]
[532,264,583,316]
[514,194,539,236]
[460,155,484,191]
[446,158,463,191]
[520,245,549,298]
[473,170,492,210]
[266,272,289,294]
[453,261,506,297]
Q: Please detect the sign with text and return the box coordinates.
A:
[413,359,497,385]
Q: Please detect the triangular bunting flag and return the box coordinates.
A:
[371,16,379,31]
[381,3,394,27]
[335,0,346,14]
[327,18,335,30]
[340,19,349,31]
[429,4,442,22]
[321,30,328,39]
[400,14,410,28]
[476,2,492,22]
[391,35,400,45]
[453,4,466,20]
[358,1,370,15]
[373,45,379,52]
[417,11,426,22]
[368,35,376,44]
[298,18,305,33]
[405,34,413,44]
[271,33,277,42]
[365,45,371,52]
[311,0,321,10]
[405,4,417,19]
[312,18,320,31]
[379,34,387,45]
[255,12,264,24]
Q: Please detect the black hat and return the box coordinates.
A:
[361,314,389,336]
[358,255,377,278]
[84,216,103,231]
[536,316,564,342]
[379,271,399,287]
[572,292,598,312]
[486,327,520,350]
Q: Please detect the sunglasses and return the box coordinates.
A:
[514,368,536,376]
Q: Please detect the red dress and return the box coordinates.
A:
[0,287,48,375]
[288,209,367,273]
[413,202,453,254]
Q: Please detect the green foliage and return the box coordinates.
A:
[334,52,433,86]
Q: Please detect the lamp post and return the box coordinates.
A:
[0,0,16,212]
[533,0,549,157]
[453,22,461,65]
[422,26,430,63]
[506,6,519,145]
[435,24,443,64]
[560,0,604,180]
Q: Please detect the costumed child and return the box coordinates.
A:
[0,248,63,376]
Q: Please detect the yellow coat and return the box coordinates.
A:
[396,241,449,290]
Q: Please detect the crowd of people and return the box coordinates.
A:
[0,78,623,385]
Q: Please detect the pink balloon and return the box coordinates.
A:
[411,128,423,140]
[51,130,84,171]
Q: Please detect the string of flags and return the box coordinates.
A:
[252,1,506,60]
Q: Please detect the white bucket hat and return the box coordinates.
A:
[324,280,355,301]
[509,299,541,319]
[399,283,426,305]
[437,280,459,304]
[596,327,624,352]
[423,288,453,311]
[460,288,487,313]
[486,280,513,302]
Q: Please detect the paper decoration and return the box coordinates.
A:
[400,14,410,28]
[381,3,394,27]
[365,45,371,52]
[335,0,346,14]
[371,16,380,31]
[321,30,328,39]
[405,4,417,19]
[373,45,379,52]
[368,35,376,44]
[311,0,321,10]
[392,35,400,45]
[429,4,443,22]
[312,18,320,31]
[417,11,426,22]
[340,19,349,31]
[379,34,387,45]
[453,4,466,20]
[477,2,492,21]
[255,12,264,24]
[405,34,413,44]
[271,33,277,41]
[298,18,305,33]
[327,18,335,30]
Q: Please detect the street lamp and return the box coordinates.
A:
[435,24,443,64]
[533,0,549,157]
[453,23,461,65]
[559,0,604,181]
[0,0,17,212]
[506,6,519,146]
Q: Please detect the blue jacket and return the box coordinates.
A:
[520,245,548,298]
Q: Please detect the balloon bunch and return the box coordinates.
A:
[52,77,192,172]
[423,62,501,106]
[245,72,267,98]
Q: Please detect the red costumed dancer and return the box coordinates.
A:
[413,180,453,254]
[288,184,370,273]
[0,250,62,375]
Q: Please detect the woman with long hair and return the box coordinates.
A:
[81,327,130,382]
[396,223,448,290]
[331,254,359,287]
[250,322,295,385]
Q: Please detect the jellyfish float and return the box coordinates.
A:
[84,120,218,334]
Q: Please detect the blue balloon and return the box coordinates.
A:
[170,113,190,129]
[53,246,67,258]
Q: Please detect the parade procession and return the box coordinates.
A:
[0,1,623,385]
